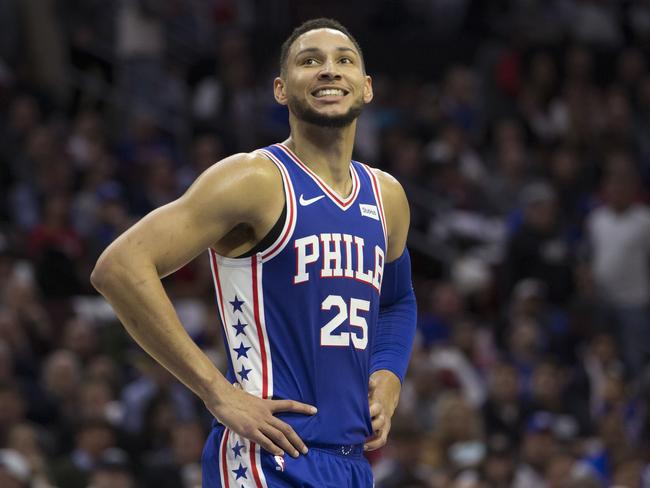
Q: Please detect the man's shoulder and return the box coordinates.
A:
[200,151,283,190]
[362,166,405,202]
[182,151,283,219]
[212,150,279,175]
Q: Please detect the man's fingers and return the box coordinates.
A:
[260,424,298,458]
[364,431,388,452]
[371,414,385,433]
[270,417,308,455]
[369,402,381,418]
[364,438,383,451]
[269,399,317,415]
[252,431,284,457]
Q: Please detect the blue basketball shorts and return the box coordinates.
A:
[202,424,374,487]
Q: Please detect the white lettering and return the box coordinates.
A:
[372,245,385,291]
[294,235,319,284]
[342,234,354,278]
[293,233,384,292]
[354,236,374,285]
[320,233,343,278]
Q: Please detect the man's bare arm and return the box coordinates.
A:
[91,153,315,457]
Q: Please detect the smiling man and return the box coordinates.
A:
[91,18,417,487]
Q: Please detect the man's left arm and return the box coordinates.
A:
[365,170,417,451]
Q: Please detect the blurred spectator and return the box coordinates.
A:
[505,317,546,388]
[570,0,623,47]
[28,193,85,300]
[87,448,135,488]
[430,319,488,408]
[0,449,32,488]
[41,350,82,420]
[432,392,485,472]
[518,51,567,144]
[480,436,516,488]
[142,421,204,488]
[121,357,198,438]
[18,0,70,105]
[177,133,225,192]
[483,117,534,216]
[79,378,123,426]
[577,333,626,418]
[62,316,99,364]
[512,412,558,488]
[0,382,27,441]
[544,450,600,488]
[503,182,574,305]
[417,282,463,349]
[611,456,649,488]
[374,415,435,488]
[115,0,165,124]
[5,423,55,488]
[587,158,650,375]
[481,361,527,444]
[51,418,118,488]
[525,360,589,438]
[547,145,591,231]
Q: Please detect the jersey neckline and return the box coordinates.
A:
[275,143,360,211]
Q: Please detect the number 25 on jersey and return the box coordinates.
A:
[320,295,369,350]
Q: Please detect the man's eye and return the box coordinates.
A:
[303,58,317,65]
[340,57,352,64]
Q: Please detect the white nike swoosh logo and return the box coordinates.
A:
[299,194,325,206]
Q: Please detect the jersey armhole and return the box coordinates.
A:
[210,150,297,266]
[254,149,298,262]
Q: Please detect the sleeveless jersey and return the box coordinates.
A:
[208,143,387,448]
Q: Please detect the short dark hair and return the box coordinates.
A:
[279,18,364,77]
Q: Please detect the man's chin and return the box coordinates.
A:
[288,97,363,129]
[294,107,362,129]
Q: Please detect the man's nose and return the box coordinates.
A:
[318,60,341,80]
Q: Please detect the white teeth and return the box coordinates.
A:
[315,89,344,97]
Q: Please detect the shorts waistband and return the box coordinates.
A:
[308,443,365,458]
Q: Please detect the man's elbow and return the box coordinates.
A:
[90,256,112,292]
[90,251,125,293]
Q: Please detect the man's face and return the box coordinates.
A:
[275,28,372,128]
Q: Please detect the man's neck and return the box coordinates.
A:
[284,119,357,197]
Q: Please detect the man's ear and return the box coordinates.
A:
[363,75,373,104]
[274,77,288,105]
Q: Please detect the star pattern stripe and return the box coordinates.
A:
[229,296,244,313]
[234,342,251,359]
[232,463,248,480]
[232,319,247,336]
[238,364,252,381]
[232,441,244,458]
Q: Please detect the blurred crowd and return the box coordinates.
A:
[1,1,650,487]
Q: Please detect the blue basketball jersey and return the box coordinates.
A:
[207,143,386,487]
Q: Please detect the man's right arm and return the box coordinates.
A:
[90,153,315,458]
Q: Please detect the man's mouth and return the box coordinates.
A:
[312,88,348,98]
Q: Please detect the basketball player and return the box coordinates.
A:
[91,18,417,487]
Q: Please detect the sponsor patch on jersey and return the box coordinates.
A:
[359,204,379,221]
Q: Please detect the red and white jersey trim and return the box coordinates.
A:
[256,149,298,262]
[210,251,271,487]
[218,428,269,488]
[361,163,387,247]
[208,251,273,400]
[276,143,361,211]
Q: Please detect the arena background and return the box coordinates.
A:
[1,1,650,487]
